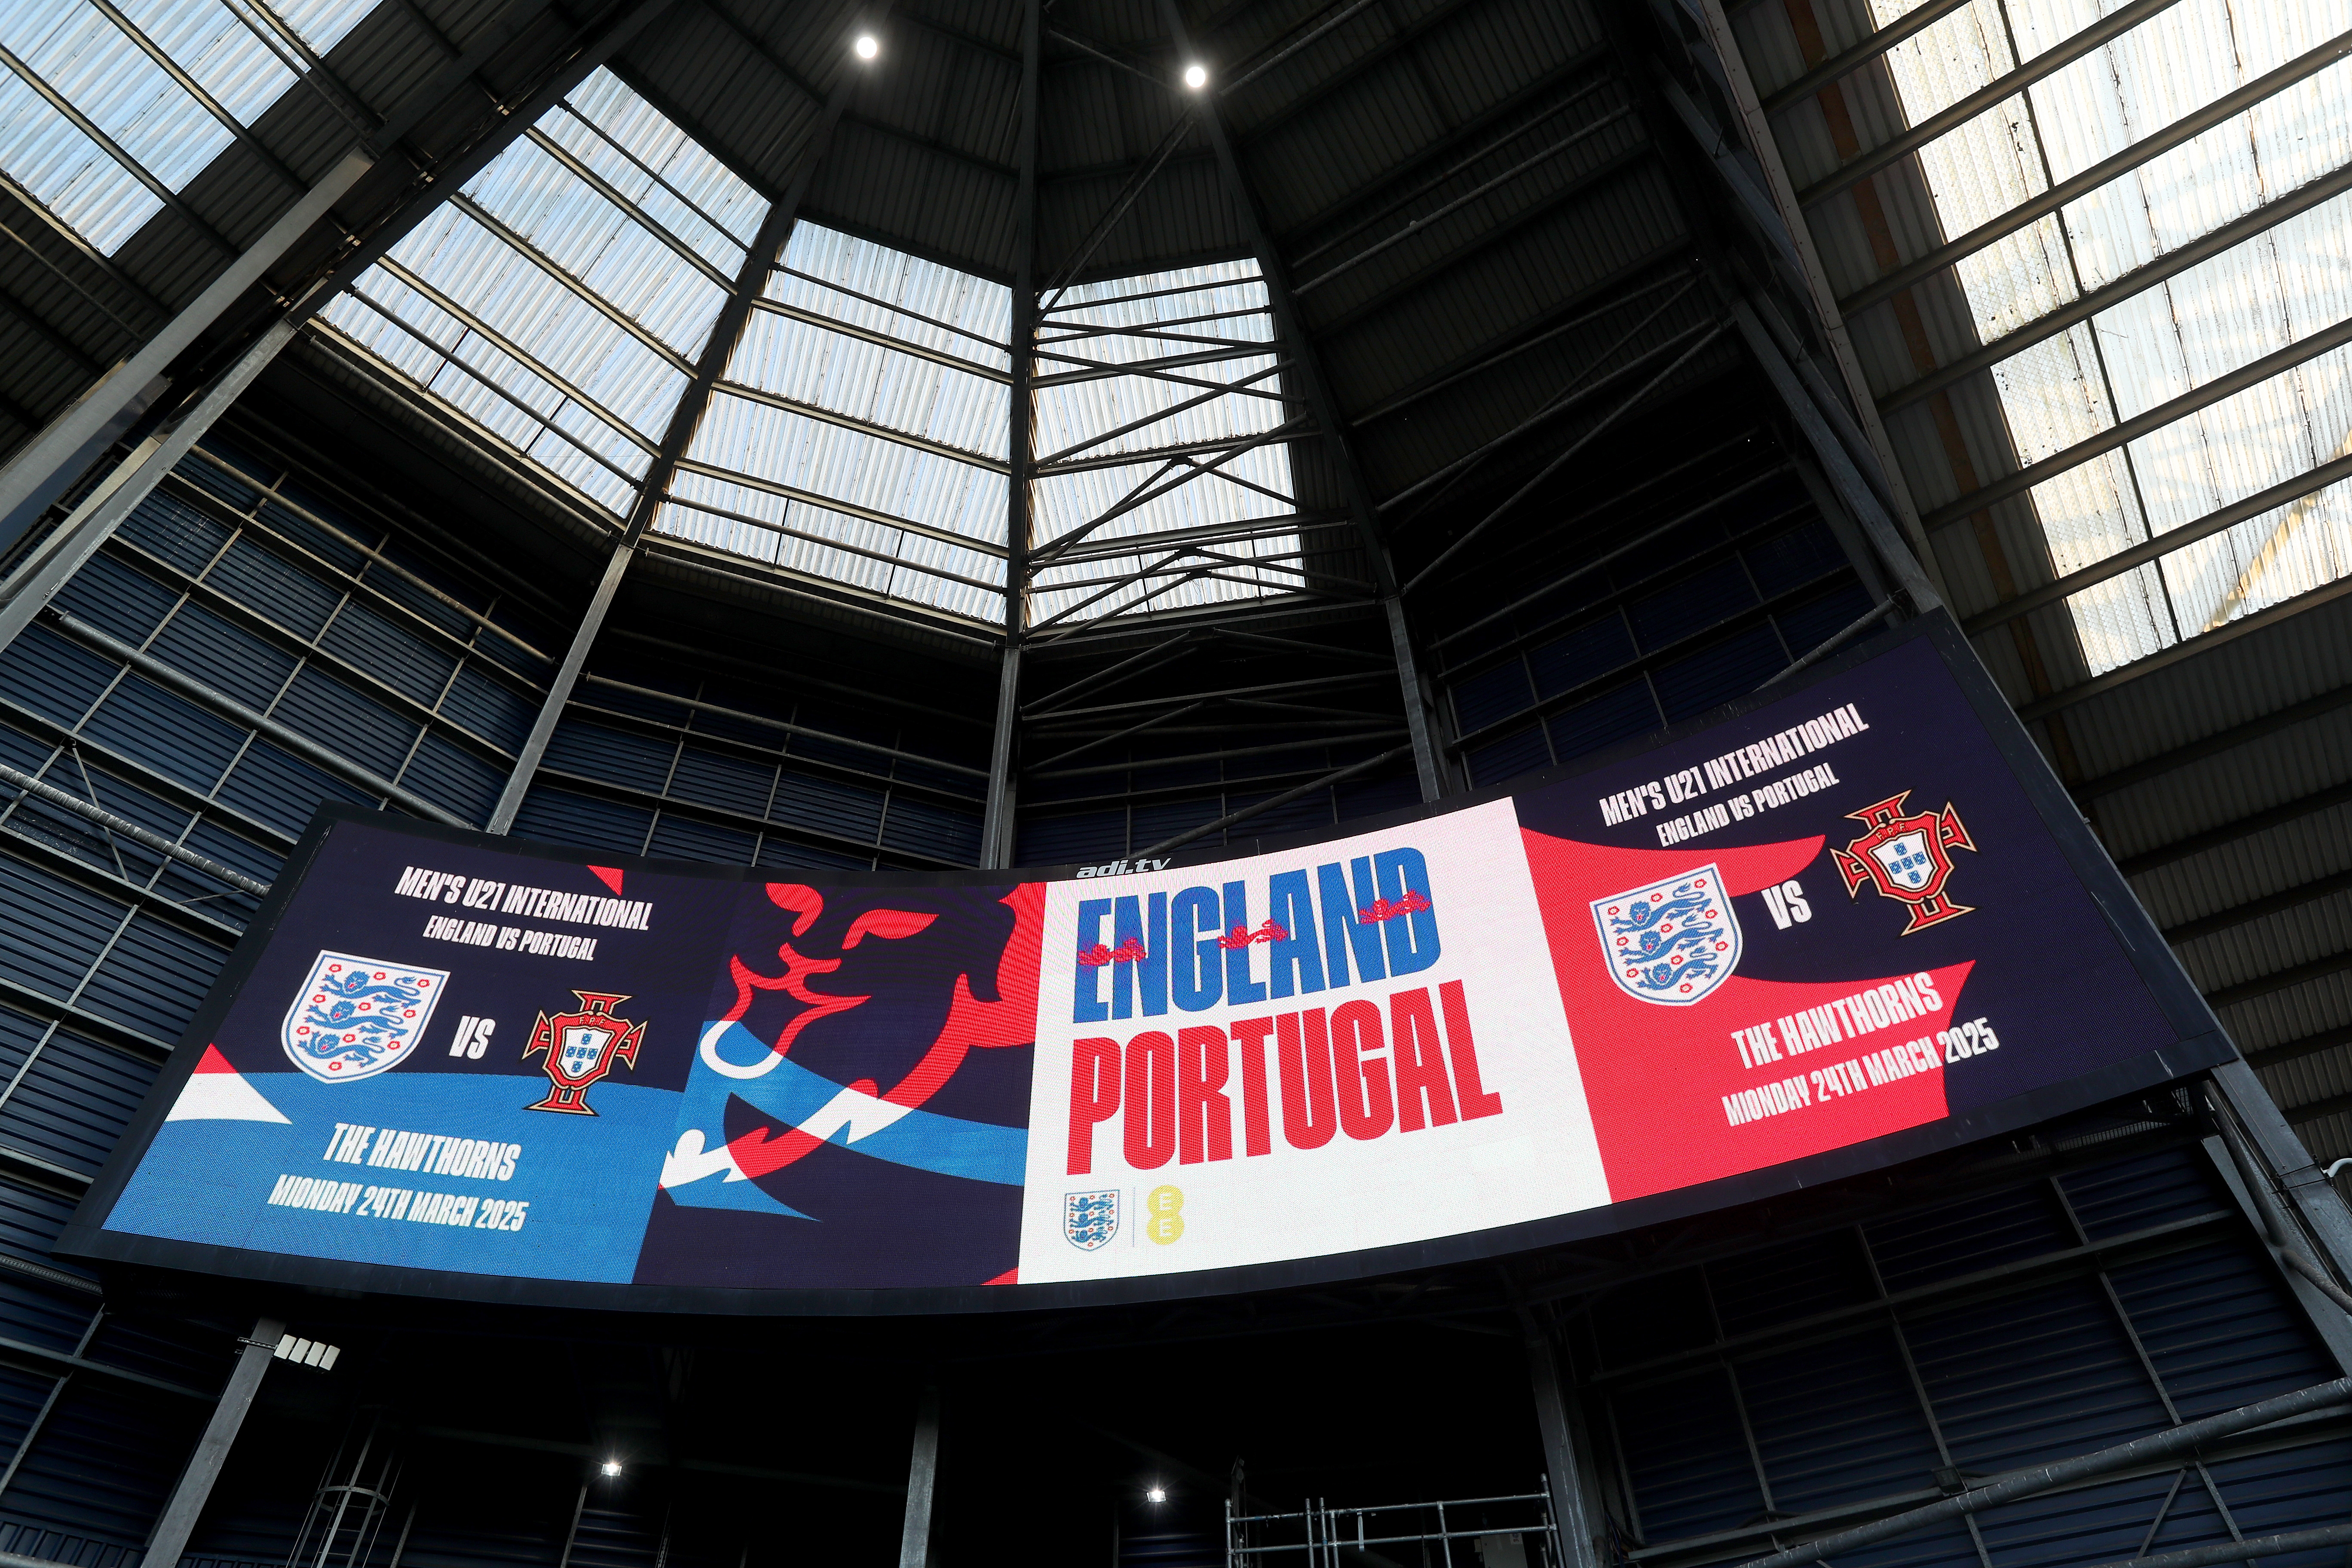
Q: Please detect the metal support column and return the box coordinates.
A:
[1526,1331,1600,1568]
[1150,0,1452,801]
[139,1316,285,1568]
[1730,299,1941,613]
[0,152,370,546]
[0,0,686,635]
[896,1389,941,1568]
[483,28,880,833]
[0,316,297,657]
[1677,0,1928,553]
[2210,1061,2352,1298]
[982,0,1041,869]
[486,539,633,834]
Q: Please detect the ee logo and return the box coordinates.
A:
[1145,1185,1185,1245]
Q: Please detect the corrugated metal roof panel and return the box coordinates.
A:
[0,0,380,254]
[316,65,767,520]
[803,117,1019,278]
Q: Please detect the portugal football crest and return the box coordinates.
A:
[1065,1190,1118,1250]
[522,991,646,1115]
[1592,866,1741,1005]
[1832,793,1976,934]
[282,952,448,1084]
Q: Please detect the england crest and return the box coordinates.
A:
[1065,1190,1119,1251]
[282,952,449,1084]
[1591,865,1742,1005]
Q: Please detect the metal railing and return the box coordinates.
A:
[1228,1487,1562,1568]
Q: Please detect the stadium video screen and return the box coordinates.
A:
[62,619,2230,1309]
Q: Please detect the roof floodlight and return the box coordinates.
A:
[854,33,879,59]
[1182,62,1208,90]
[601,1460,624,1477]
[1147,1485,1168,1504]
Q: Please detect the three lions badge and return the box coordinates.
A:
[1592,866,1741,1005]
[282,952,449,1083]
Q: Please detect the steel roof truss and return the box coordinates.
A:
[518,125,738,291]
[1292,106,1638,296]
[669,457,1008,557]
[746,297,1011,384]
[659,495,1003,593]
[328,287,649,487]
[82,0,309,200]
[0,40,238,257]
[1289,77,1617,271]
[555,95,757,250]
[1029,343,1278,389]
[0,199,158,333]
[1030,417,1311,564]
[1841,28,2352,318]
[366,256,663,456]
[444,193,699,374]
[710,379,1011,472]
[1922,312,2352,533]
[1032,360,1286,466]
[1884,159,2352,417]
[1047,511,1346,570]
[775,266,1011,357]
[1032,417,1308,477]
[1796,0,2192,207]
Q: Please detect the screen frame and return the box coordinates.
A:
[57,612,2239,1315]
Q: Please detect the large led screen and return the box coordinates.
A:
[62,618,2232,1310]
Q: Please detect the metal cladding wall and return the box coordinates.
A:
[1554,1131,2352,1568]
[0,424,2341,1568]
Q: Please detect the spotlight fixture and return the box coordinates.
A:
[854,33,879,59]
[1182,62,1208,90]
[601,1460,624,1477]
[1146,1486,1167,1504]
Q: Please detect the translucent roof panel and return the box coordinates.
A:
[1029,260,1303,625]
[0,0,380,252]
[320,68,766,518]
[662,221,1011,622]
[1873,0,2352,676]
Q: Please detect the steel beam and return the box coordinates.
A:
[1400,325,1730,591]
[0,0,681,582]
[1758,0,1978,112]
[1526,1332,1600,1568]
[1893,162,2352,419]
[1731,301,1942,610]
[2206,1068,2352,1332]
[1154,0,1449,801]
[983,0,1041,869]
[1729,1372,2352,1568]
[1841,28,2352,316]
[896,1390,942,1568]
[485,7,873,835]
[138,1318,284,1568]
[1968,449,2352,637]
[0,42,241,259]
[0,150,371,551]
[0,318,297,656]
[1797,0,2192,207]
[2084,688,2352,802]
[1663,0,1932,559]
[1292,107,1636,295]
[1926,311,2352,534]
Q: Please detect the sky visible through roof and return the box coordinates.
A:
[0,6,1304,629]
[0,0,381,254]
[1873,0,2352,675]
